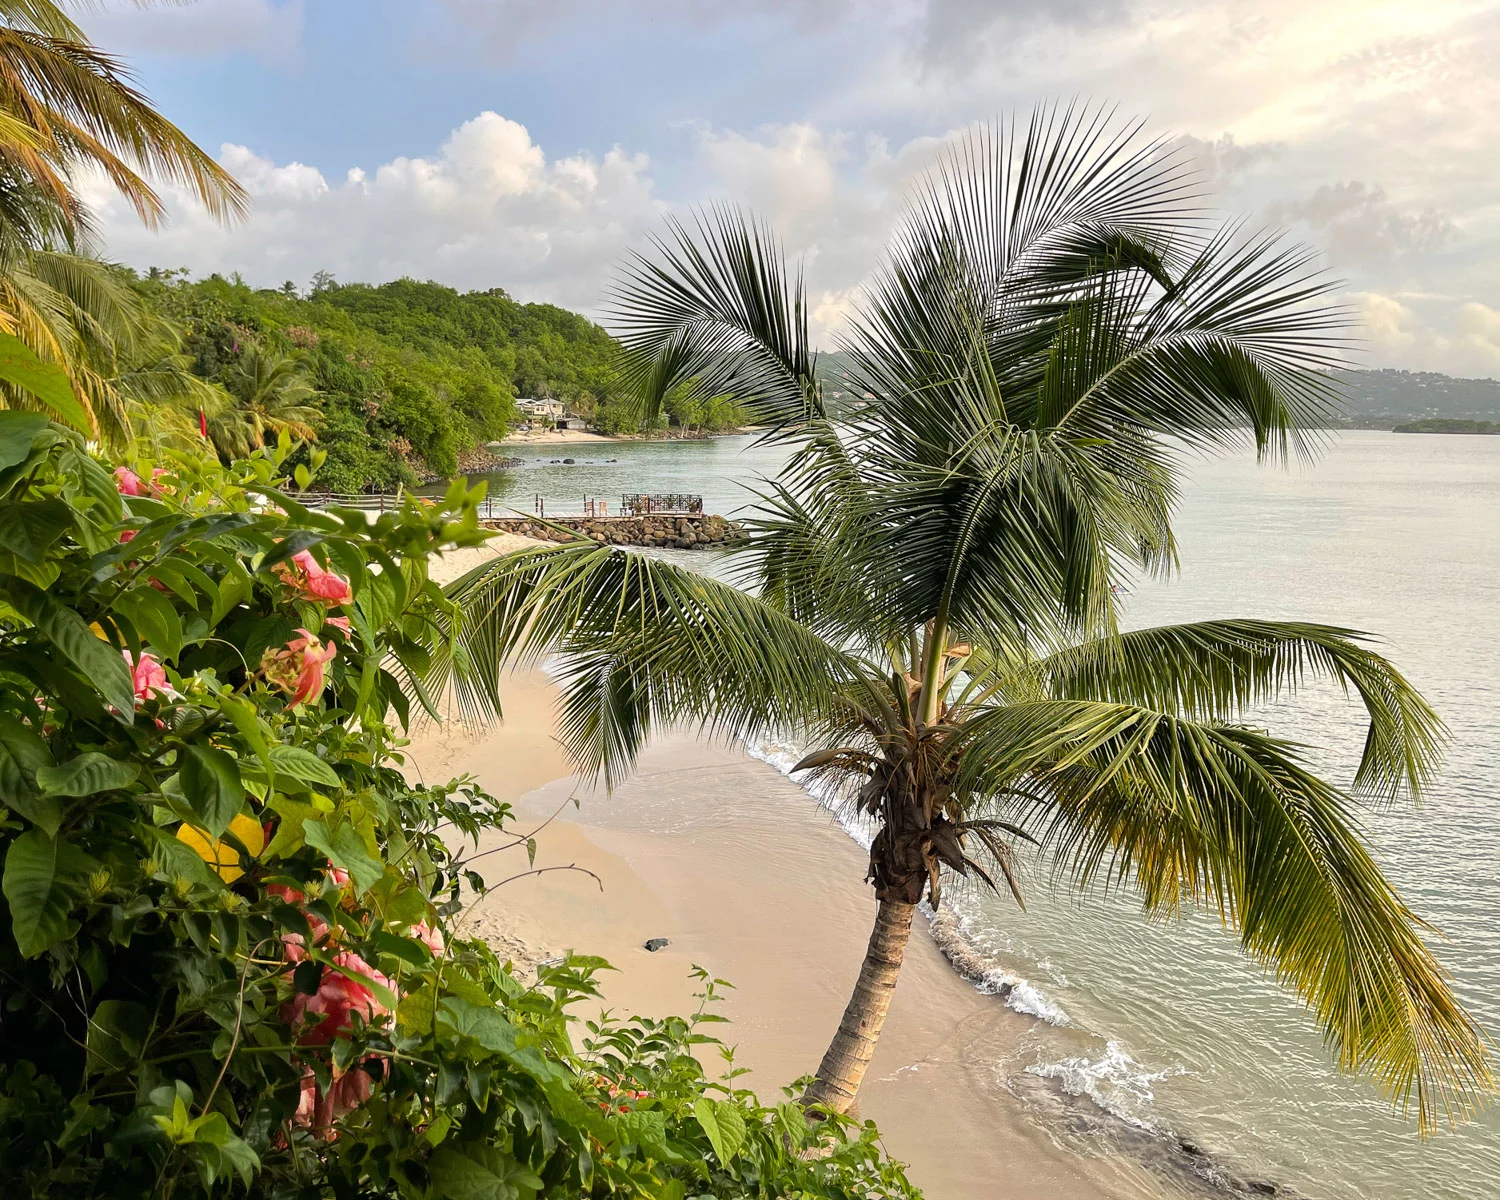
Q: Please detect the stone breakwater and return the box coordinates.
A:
[483,513,746,550]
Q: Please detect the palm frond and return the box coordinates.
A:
[1034,619,1445,801]
[953,699,1492,1131]
[608,204,819,430]
[436,542,862,787]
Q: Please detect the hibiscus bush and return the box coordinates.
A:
[0,414,918,1199]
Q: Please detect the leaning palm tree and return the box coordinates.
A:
[211,345,319,458]
[434,106,1492,1131]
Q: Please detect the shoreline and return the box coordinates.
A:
[498,427,757,447]
[410,540,1283,1200]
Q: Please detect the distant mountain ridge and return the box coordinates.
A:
[1335,369,1500,426]
[814,352,1500,428]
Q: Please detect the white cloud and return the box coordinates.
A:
[91,113,662,312]
[81,0,306,66]
[1351,292,1500,377]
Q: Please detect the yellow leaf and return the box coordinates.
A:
[176,813,265,883]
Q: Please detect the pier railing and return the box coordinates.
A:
[621,493,703,515]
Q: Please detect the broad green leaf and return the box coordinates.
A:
[0,332,90,431]
[0,713,57,834]
[36,752,139,798]
[0,410,50,471]
[219,695,273,781]
[368,928,431,968]
[178,745,245,838]
[434,998,591,1125]
[0,499,73,563]
[617,1109,677,1162]
[693,1097,747,1165]
[85,999,151,1074]
[262,795,321,858]
[428,1145,543,1200]
[267,744,340,789]
[302,819,382,895]
[6,580,135,719]
[145,827,221,890]
[3,829,97,957]
[112,586,184,661]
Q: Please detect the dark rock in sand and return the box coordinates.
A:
[644,938,670,952]
[1178,1140,1204,1158]
[563,457,576,464]
[1247,1184,1278,1196]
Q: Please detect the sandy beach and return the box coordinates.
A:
[409,539,1188,1200]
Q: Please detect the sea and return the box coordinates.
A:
[471,430,1500,1200]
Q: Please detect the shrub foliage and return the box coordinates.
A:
[0,419,917,1199]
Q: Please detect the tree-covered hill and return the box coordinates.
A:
[132,271,630,491]
[1338,369,1500,425]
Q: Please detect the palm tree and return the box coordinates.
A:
[434,107,1492,1131]
[0,1,247,434]
[210,345,319,458]
[0,1,247,234]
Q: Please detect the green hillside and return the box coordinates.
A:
[132,271,630,491]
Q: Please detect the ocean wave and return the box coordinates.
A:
[1025,1040,1188,1131]
[925,905,1073,1026]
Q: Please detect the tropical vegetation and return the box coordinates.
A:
[439,108,1494,1130]
[0,6,920,1197]
[0,427,917,1198]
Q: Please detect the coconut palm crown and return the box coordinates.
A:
[436,106,1492,1131]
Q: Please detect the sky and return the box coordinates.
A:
[77,0,1500,375]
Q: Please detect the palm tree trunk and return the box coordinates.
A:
[803,898,916,1113]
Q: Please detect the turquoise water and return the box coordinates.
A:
[975,432,1500,1199]
[468,436,789,519]
[487,431,1500,1198]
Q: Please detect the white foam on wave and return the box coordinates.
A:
[1025,1041,1188,1131]
[745,736,875,849]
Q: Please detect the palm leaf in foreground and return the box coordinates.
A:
[436,542,860,787]
[953,700,1490,1128]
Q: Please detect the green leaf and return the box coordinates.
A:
[617,1109,677,1163]
[0,332,90,431]
[368,928,431,968]
[262,795,320,859]
[693,1098,747,1165]
[219,695,273,781]
[112,586,184,662]
[36,752,139,798]
[0,499,73,563]
[86,999,151,1074]
[302,819,382,895]
[428,1145,543,1200]
[3,830,97,957]
[0,410,50,471]
[0,714,57,835]
[178,745,245,838]
[144,827,221,890]
[267,744,340,789]
[6,580,135,720]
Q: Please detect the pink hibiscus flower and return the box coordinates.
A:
[122,649,172,704]
[260,630,337,707]
[292,1061,378,1134]
[281,950,392,1047]
[114,466,145,496]
[280,549,352,606]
